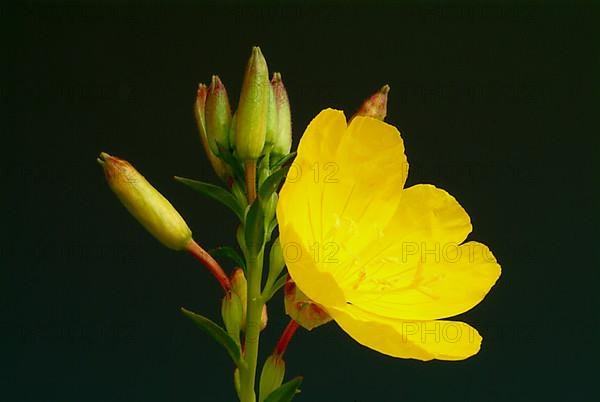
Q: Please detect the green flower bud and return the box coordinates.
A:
[194,84,231,182]
[268,237,285,282]
[98,152,192,250]
[235,46,269,161]
[284,278,332,330]
[260,304,268,331]
[230,268,268,331]
[206,75,233,154]
[264,81,278,148]
[259,355,285,402]
[231,268,248,328]
[263,193,278,227]
[221,291,243,343]
[270,72,292,157]
[228,111,237,152]
[352,84,390,121]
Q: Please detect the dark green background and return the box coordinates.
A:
[3,1,598,401]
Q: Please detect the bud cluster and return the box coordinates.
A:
[194,47,292,191]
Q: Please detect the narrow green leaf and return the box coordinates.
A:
[264,273,287,302]
[270,152,296,170]
[245,200,266,260]
[257,150,272,189]
[174,176,244,221]
[217,143,245,183]
[259,166,290,200]
[209,245,246,270]
[180,307,241,365]
[263,377,303,402]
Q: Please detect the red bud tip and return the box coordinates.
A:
[354,84,390,121]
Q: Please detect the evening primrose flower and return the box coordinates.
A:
[276,109,501,361]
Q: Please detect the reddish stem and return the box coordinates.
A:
[275,319,300,357]
[186,239,231,291]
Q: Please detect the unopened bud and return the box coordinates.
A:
[353,84,390,121]
[230,268,268,331]
[264,82,278,150]
[235,46,269,161]
[194,84,231,182]
[271,72,292,156]
[228,112,237,153]
[221,291,243,342]
[98,152,192,250]
[260,304,268,331]
[259,355,285,402]
[284,278,332,330]
[268,237,285,281]
[231,268,248,328]
[206,75,233,154]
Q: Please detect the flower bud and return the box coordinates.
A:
[98,152,192,250]
[284,277,332,330]
[259,355,285,402]
[228,112,237,152]
[221,291,243,342]
[194,84,231,182]
[260,304,268,331]
[235,46,269,161]
[231,268,248,328]
[270,72,292,157]
[268,236,285,281]
[230,268,268,331]
[206,75,233,154]
[264,81,278,149]
[353,84,390,121]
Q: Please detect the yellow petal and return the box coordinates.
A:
[295,108,348,165]
[278,225,346,309]
[278,112,409,285]
[321,115,408,257]
[328,304,482,361]
[384,184,472,245]
[345,241,501,320]
[277,109,347,246]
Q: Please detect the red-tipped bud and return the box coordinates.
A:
[353,84,390,121]
[194,84,231,182]
[259,354,285,402]
[98,152,192,250]
[270,72,292,157]
[206,75,233,154]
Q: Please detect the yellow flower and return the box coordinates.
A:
[276,109,501,361]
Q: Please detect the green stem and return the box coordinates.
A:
[240,251,264,402]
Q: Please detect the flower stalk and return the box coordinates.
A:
[240,249,265,402]
[186,240,231,291]
[275,319,299,357]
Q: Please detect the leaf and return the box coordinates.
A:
[259,166,290,200]
[209,246,246,270]
[245,200,266,260]
[217,143,245,183]
[264,273,288,302]
[270,152,296,170]
[180,307,241,366]
[174,176,244,221]
[263,377,303,402]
